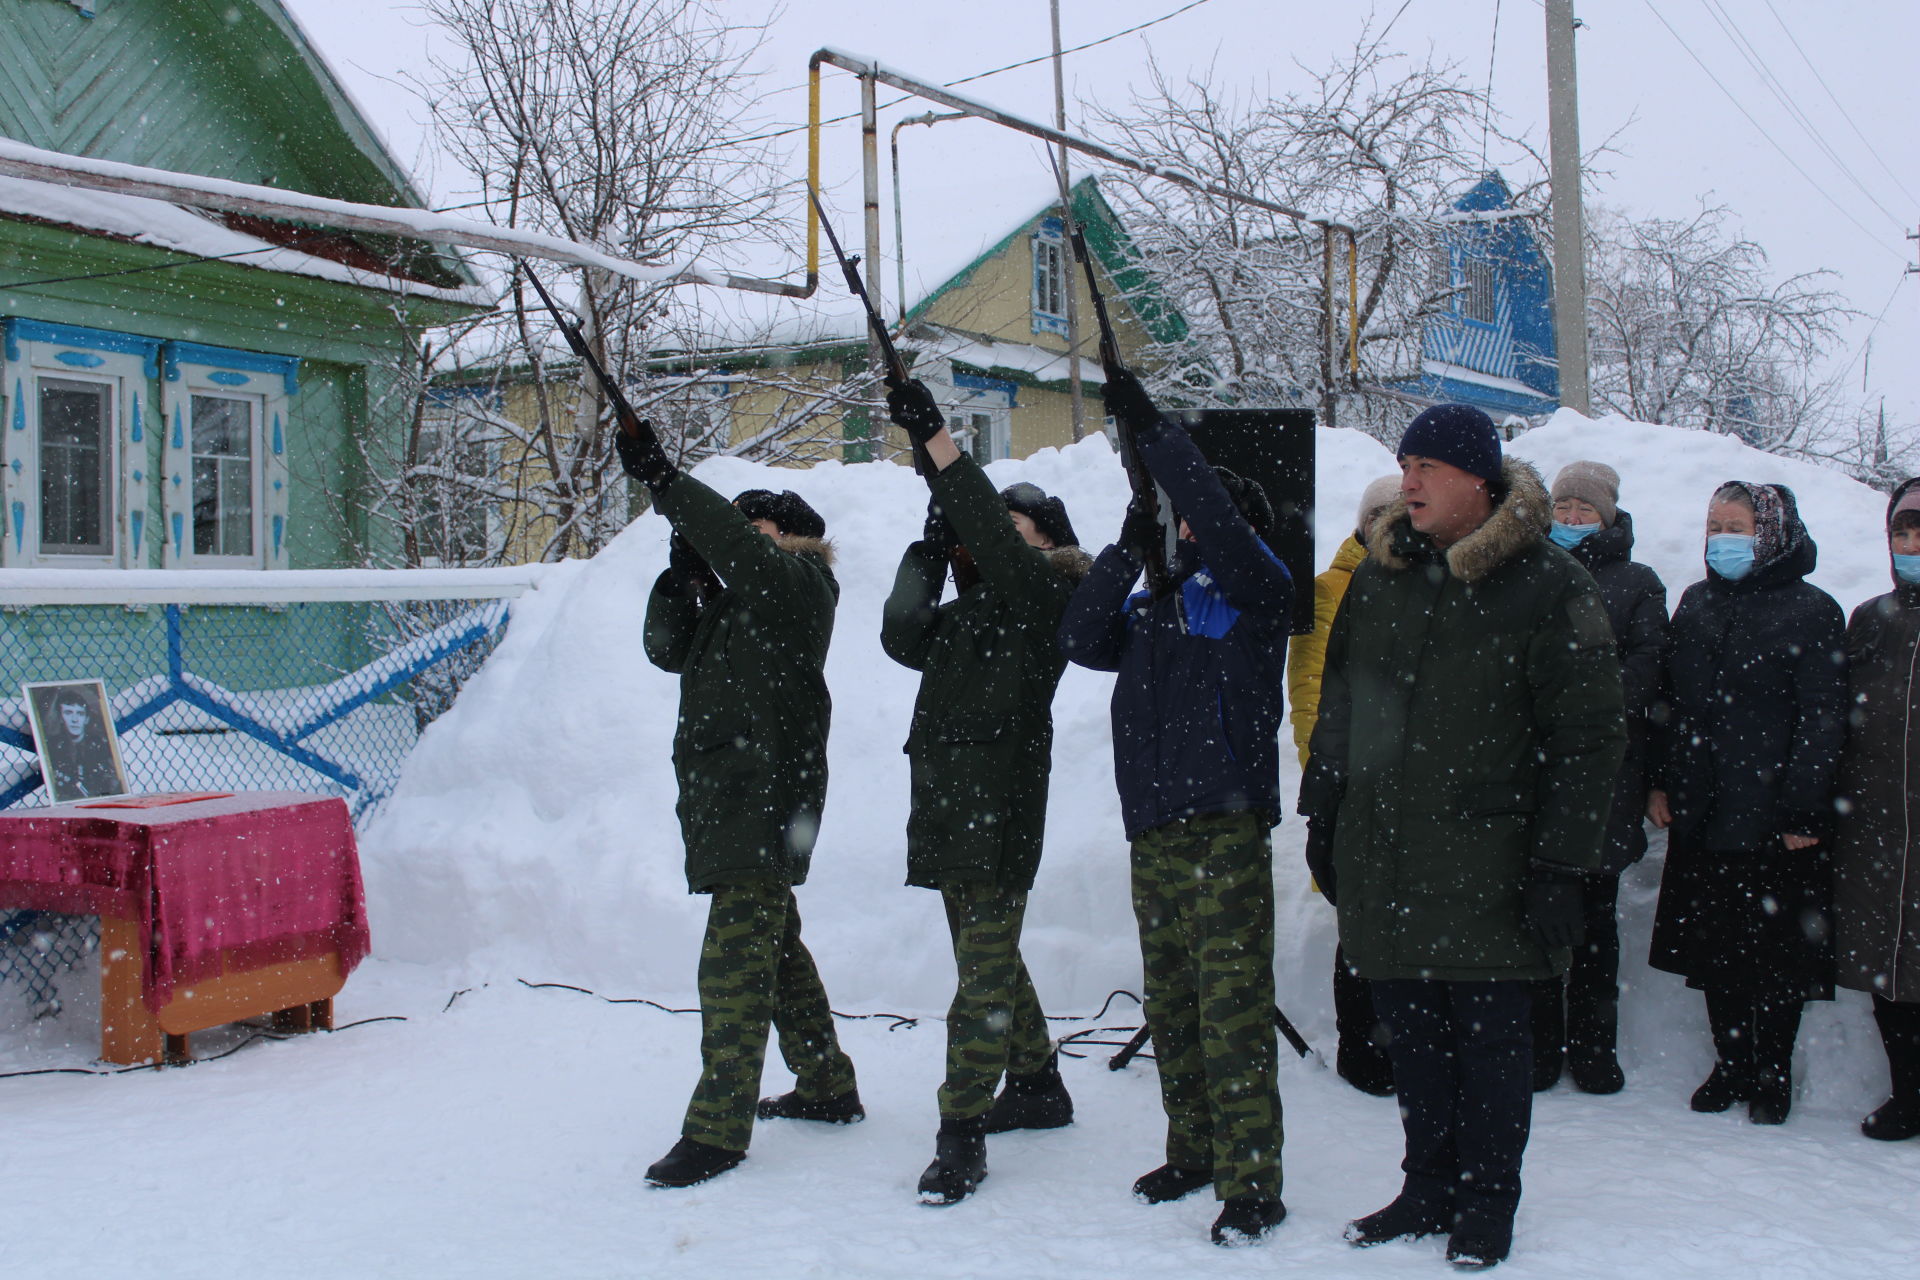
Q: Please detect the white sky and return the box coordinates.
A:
[283,0,1920,427]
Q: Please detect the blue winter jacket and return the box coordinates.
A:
[1058,418,1294,840]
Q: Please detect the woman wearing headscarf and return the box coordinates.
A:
[1647,481,1847,1125]
[1531,462,1668,1095]
[1831,477,1920,1141]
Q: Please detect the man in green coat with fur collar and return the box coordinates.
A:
[1298,404,1625,1268]
[624,423,861,1191]
[879,379,1093,1207]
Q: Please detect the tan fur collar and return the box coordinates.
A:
[1048,545,1095,583]
[777,534,836,566]
[1365,457,1549,584]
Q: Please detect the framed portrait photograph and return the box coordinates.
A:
[23,679,130,804]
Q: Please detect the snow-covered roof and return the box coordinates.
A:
[0,172,490,308]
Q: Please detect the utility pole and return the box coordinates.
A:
[1545,0,1592,416]
[1052,0,1085,442]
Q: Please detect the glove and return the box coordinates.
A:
[1525,864,1586,950]
[886,378,945,446]
[922,496,960,554]
[1304,817,1337,907]
[1101,366,1162,437]
[1119,491,1160,558]
[614,418,675,493]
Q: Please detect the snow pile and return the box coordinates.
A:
[362,410,1903,1112]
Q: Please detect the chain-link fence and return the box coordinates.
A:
[0,570,537,1025]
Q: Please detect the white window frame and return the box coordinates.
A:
[161,343,295,570]
[944,377,1015,463]
[413,399,505,568]
[182,387,266,567]
[1032,218,1069,337]
[0,322,157,569]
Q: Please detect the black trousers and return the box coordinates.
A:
[1372,979,1534,1225]
[1531,873,1623,1061]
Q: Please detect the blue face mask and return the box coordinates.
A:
[1549,521,1602,549]
[1894,552,1920,585]
[1707,534,1756,580]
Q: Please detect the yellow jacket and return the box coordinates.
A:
[1287,533,1368,767]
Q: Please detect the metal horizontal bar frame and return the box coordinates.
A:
[808,48,1352,233]
[0,568,545,607]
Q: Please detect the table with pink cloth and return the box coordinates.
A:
[0,791,371,1061]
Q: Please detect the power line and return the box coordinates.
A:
[1637,0,1908,267]
[1760,0,1920,210]
[1695,0,1907,232]
[0,245,282,291]
[1481,0,1502,170]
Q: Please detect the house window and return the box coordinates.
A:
[946,373,1016,462]
[415,404,499,567]
[37,377,114,556]
[161,340,298,570]
[2,319,162,569]
[1460,258,1497,325]
[1032,218,1069,337]
[189,393,259,559]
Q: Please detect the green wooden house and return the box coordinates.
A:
[0,0,494,808]
[0,0,482,576]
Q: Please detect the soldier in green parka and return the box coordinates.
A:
[620,420,862,1191]
[1298,405,1625,1268]
[879,379,1091,1206]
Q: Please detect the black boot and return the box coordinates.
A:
[645,1136,745,1187]
[1345,1194,1455,1247]
[1529,978,1565,1092]
[981,1050,1074,1133]
[1132,1162,1213,1204]
[1446,1207,1515,1269]
[1211,1194,1285,1246]
[1863,997,1920,1141]
[756,1088,865,1124]
[1690,988,1753,1113]
[1748,995,1802,1126]
[917,1117,988,1205]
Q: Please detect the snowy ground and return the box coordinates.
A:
[2,949,1915,1280]
[4,411,1918,1276]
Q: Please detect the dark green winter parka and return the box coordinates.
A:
[1301,459,1627,981]
[643,475,837,893]
[880,454,1091,891]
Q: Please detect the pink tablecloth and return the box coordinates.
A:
[0,791,371,1011]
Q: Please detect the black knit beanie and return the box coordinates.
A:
[733,489,825,539]
[1397,403,1502,485]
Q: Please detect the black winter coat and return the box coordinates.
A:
[1299,460,1626,981]
[1058,418,1293,840]
[880,453,1091,891]
[1564,511,1668,874]
[1833,477,1920,1002]
[1653,536,1847,850]
[642,475,838,892]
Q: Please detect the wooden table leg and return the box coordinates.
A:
[164,1034,191,1065]
[98,916,163,1066]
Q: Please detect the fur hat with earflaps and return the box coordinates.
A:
[733,489,825,540]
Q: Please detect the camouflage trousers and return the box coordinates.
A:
[1130,810,1282,1200]
[681,881,859,1152]
[937,881,1055,1120]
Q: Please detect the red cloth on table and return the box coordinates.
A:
[0,791,370,1011]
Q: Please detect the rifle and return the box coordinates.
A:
[804,185,937,480]
[520,267,649,443]
[807,186,979,589]
[1045,154,1173,596]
